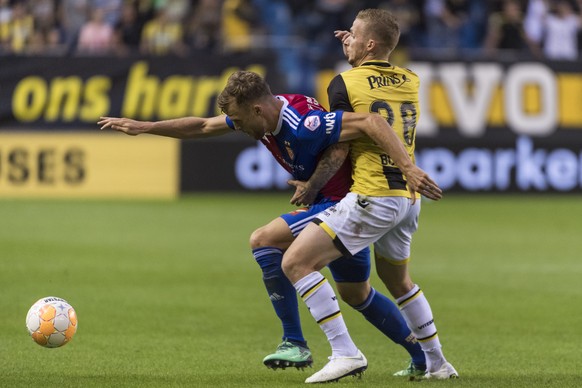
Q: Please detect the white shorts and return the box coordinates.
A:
[314,193,420,263]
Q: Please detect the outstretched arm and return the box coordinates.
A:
[288,143,349,206]
[339,112,442,201]
[98,115,232,139]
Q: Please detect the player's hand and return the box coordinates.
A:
[334,30,351,43]
[334,30,351,57]
[405,166,442,203]
[288,180,318,206]
[98,117,149,136]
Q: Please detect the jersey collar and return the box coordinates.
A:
[360,61,393,68]
[272,95,288,136]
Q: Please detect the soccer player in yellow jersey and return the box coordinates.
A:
[281,9,458,383]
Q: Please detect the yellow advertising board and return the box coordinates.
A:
[0,132,178,198]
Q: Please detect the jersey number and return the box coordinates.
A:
[369,100,417,146]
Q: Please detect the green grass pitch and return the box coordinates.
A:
[0,194,581,387]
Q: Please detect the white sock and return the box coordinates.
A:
[396,284,446,372]
[294,272,358,357]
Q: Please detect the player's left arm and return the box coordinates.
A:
[339,112,442,201]
[288,142,349,206]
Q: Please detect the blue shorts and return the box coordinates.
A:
[280,200,371,283]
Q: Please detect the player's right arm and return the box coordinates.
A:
[288,142,349,206]
[338,111,442,201]
[98,115,232,139]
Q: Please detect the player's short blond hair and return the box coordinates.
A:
[356,9,400,54]
[217,71,272,113]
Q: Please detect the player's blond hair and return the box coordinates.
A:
[356,8,400,54]
[217,71,272,113]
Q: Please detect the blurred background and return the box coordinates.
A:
[1,0,581,197]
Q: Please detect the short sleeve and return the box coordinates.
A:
[296,110,344,154]
[327,75,353,112]
[225,116,235,130]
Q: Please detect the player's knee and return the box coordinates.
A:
[249,226,270,249]
[381,278,414,299]
[280,254,294,279]
[336,283,370,307]
[281,250,305,284]
[338,290,367,307]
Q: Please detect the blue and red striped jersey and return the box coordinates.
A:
[227,94,352,202]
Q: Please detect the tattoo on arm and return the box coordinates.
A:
[308,143,349,192]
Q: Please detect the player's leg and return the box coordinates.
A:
[282,221,367,383]
[251,203,335,369]
[282,194,378,383]
[376,259,457,379]
[250,216,311,369]
[374,199,458,380]
[329,250,426,378]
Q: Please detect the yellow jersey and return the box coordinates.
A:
[328,61,420,198]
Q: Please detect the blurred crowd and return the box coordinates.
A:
[1,0,581,93]
[0,0,581,59]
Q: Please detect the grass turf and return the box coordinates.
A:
[0,194,580,387]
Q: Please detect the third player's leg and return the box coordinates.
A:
[331,256,426,377]
[375,258,414,299]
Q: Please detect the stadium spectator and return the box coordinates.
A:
[134,0,156,27]
[524,0,548,46]
[30,0,58,32]
[542,0,582,60]
[76,6,114,54]
[383,0,424,53]
[0,0,9,22]
[92,0,122,26]
[221,0,258,53]
[140,6,186,56]
[25,22,66,55]
[440,0,470,51]
[0,1,34,54]
[456,0,490,53]
[58,0,90,53]
[184,0,222,53]
[419,0,489,55]
[295,0,356,63]
[23,24,44,53]
[0,0,13,52]
[112,1,143,55]
[288,0,357,95]
[484,0,541,58]
[162,0,190,22]
[422,0,450,51]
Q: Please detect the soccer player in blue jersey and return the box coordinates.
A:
[98,70,441,382]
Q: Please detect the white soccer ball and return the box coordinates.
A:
[25,296,78,348]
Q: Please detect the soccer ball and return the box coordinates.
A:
[25,296,78,348]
